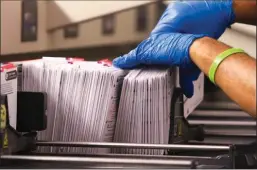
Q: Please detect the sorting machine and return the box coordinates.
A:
[0,79,256,169]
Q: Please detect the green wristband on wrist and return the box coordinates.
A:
[208,48,245,84]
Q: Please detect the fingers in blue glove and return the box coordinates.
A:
[113,49,139,69]
[113,33,205,69]
[151,0,235,39]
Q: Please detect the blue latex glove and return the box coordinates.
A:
[113,0,235,97]
[151,0,235,39]
[113,33,205,97]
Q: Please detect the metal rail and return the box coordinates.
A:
[204,129,256,137]
[0,155,197,168]
[197,102,241,110]
[190,110,250,118]
[29,152,231,169]
[188,120,256,126]
[32,152,213,160]
[35,141,231,151]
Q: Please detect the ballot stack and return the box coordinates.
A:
[113,68,175,155]
[17,58,177,155]
[19,59,127,153]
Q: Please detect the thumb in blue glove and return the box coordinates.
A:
[179,66,201,98]
[113,33,205,98]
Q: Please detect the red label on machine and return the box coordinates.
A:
[0,63,16,72]
[66,57,85,64]
[97,59,112,67]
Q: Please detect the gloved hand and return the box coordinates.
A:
[151,0,235,39]
[113,0,235,97]
[113,33,205,97]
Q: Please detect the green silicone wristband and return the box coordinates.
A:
[208,48,245,84]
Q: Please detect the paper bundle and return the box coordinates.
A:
[113,68,175,155]
[18,58,202,155]
[20,60,127,154]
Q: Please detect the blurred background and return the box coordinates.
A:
[0,0,256,62]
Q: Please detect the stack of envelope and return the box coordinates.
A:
[19,58,197,155]
[113,67,175,155]
[20,60,127,154]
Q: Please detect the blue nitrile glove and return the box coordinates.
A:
[113,33,205,97]
[151,0,235,39]
[113,0,235,97]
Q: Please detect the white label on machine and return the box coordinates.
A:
[1,64,18,130]
[183,73,204,118]
[174,68,204,118]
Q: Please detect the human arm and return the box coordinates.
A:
[113,0,257,117]
[233,0,256,25]
[190,37,256,118]
[113,33,257,118]
[114,0,237,97]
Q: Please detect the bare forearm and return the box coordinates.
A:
[190,37,256,118]
[233,0,257,25]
